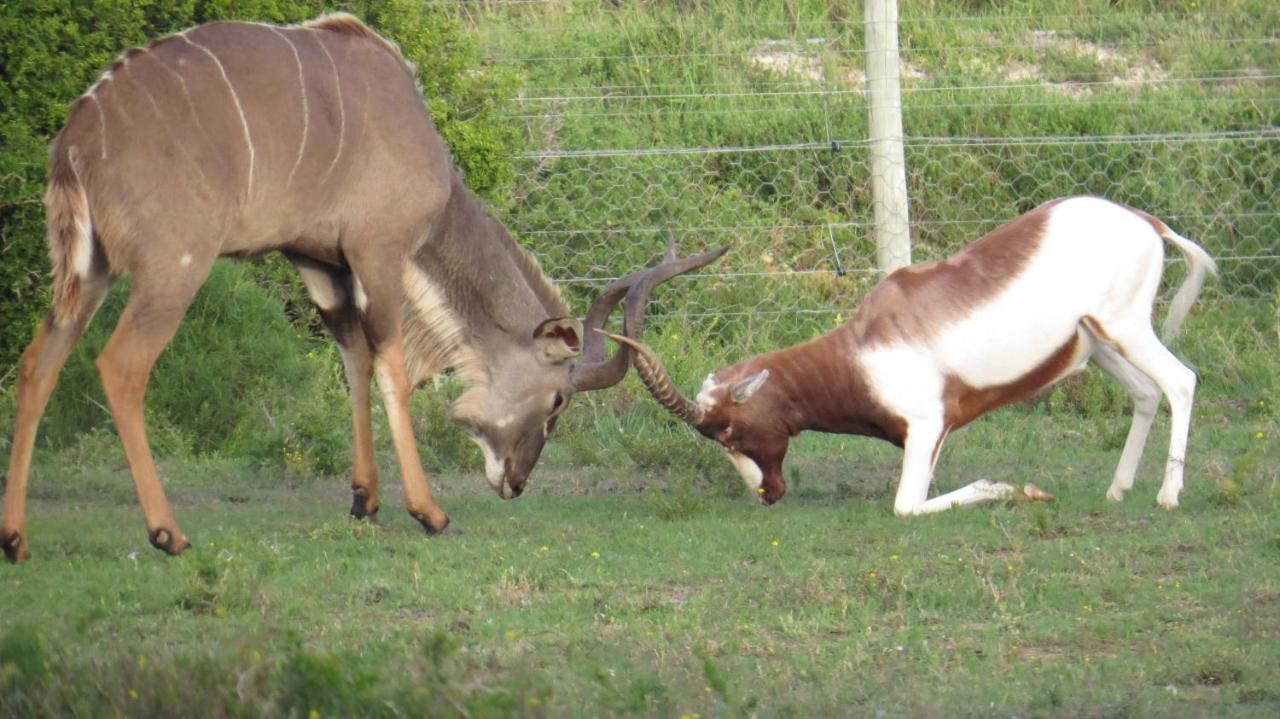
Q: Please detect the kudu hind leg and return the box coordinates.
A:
[348,259,449,534]
[2,273,113,562]
[96,264,213,555]
[289,257,380,519]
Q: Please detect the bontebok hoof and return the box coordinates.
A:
[350,491,381,520]
[1014,483,1056,503]
[148,527,191,556]
[1,530,27,563]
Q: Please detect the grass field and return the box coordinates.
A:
[2,0,1278,716]
[3,397,1277,717]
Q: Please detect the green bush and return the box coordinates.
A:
[0,0,517,368]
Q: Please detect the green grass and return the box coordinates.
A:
[2,2,1278,715]
[3,400,1277,717]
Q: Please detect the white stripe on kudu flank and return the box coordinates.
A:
[96,63,139,137]
[125,65,164,119]
[125,49,214,188]
[179,32,256,200]
[87,93,108,159]
[266,26,310,188]
[140,48,212,146]
[311,32,346,184]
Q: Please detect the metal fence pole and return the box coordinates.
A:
[864,0,911,273]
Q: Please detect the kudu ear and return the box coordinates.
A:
[730,370,769,404]
[533,317,584,363]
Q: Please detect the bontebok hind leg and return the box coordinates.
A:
[1090,343,1161,502]
[1102,326,1197,509]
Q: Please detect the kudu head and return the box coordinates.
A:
[602,332,790,505]
[451,240,729,500]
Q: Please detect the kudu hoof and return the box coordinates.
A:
[413,513,456,536]
[1,530,27,563]
[350,491,381,520]
[148,528,191,556]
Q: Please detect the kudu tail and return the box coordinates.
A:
[1158,226,1218,341]
[45,146,94,326]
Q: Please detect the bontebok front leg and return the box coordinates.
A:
[894,421,1013,515]
[893,421,1051,515]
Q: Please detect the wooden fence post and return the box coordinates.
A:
[864,0,911,272]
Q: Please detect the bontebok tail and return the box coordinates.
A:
[1159,227,1218,341]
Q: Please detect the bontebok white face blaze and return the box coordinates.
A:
[696,374,720,410]
[726,451,764,498]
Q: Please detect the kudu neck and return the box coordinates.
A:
[418,175,569,337]
[400,174,569,386]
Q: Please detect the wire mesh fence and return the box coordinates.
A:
[465,3,1278,353]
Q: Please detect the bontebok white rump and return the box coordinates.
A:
[609,196,1217,515]
[1,14,725,562]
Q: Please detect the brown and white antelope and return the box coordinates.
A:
[1,14,725,562]
[609,196,1217,515]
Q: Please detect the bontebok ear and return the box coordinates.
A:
[731,369,769,404]
[534,317,584,362]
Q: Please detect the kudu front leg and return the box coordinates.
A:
[372,340,450,534]
[351,261,450,535]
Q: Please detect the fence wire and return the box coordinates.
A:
[466,4,1278,351]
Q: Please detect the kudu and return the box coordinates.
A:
[1,14,725,562]
[609,197,1215,515]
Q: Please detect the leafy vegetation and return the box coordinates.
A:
[0,0,519,371]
